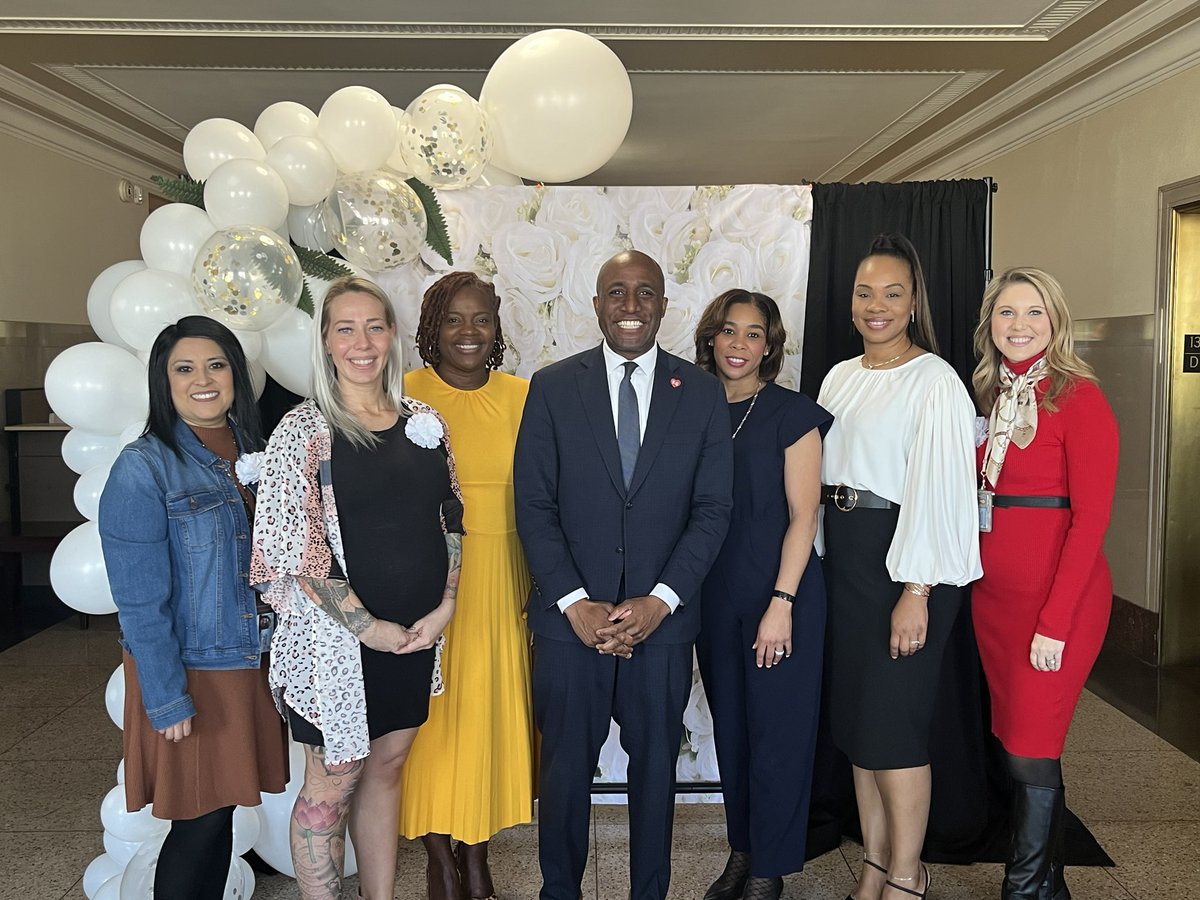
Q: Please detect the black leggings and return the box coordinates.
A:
[1005,752,1063,789]
[153,805,235,900]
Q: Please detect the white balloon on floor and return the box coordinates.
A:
[100,785,170,844]
[83,854,124,899]
[103,833,141,866]
[104,664,125,730]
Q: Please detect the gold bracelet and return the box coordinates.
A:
[904,582,931,598]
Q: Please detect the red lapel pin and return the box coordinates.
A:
[670,377,682,388]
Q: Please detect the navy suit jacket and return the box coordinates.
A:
[515,345,734,645]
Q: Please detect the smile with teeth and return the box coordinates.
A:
[348,358,376,367]
[725,356,747,367]
[616,320,644,330]
[190,391,219,401]
[455,343,483,351]
[1007,336,1033,343]
[864,318,891,328]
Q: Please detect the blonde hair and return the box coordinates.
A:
[972,267,1097,415]
[310,276,407,448]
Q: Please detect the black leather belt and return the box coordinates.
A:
[821,484,898,512]
[993,495,1070,509]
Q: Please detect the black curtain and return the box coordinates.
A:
[799,179,989,398]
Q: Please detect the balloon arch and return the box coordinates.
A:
[54,29,634,900]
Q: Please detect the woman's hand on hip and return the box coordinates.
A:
[752,596,793,668]
[158,716,193,743]
[398,602,455,654]
[890,591,929,659]
[1030,633,1066,672]
[359,619,413,653]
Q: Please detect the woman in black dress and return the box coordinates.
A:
[693,290,832,900]
[251,276,463,900]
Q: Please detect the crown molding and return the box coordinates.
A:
[42,63,190,140]
[866,0,1200,179]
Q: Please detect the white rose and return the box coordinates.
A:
[496,279,550,378]
[490,222,569,305]
[688,239,758,302]
[709,184,808,243]
[469,185,540,252]
[607,186,694,234]
[629,209,710,282]
[560,239,622,318]
[551,297,603,359]
[404,411,444,449]
[748,215,810,308]
[535,187,620,244]
[656,279,707,360]
[418,192,484,273]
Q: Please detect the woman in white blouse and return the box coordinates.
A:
[817,234,981,900]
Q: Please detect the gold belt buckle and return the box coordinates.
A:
[833,483,858,512]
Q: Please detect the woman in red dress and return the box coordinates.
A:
[971,268,1118,900]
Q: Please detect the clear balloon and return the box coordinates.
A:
[83,853,124,899]
[204,158,290,231]
[87,261,145,352]
[110,269,198,353]
[259,305,314,396]
[287,202,335,252]
[74,458,115,521]
[183,118,265,182]
[50,521,117,616]
[481,28,633,183]
[104,664,125,730]
[193,226,303,332]
[254,100,319,150]
[139,204,216,276]
[267,135,338,207]
[44,343,148,435]
[317,86,396,173]
[322,169,427,270]
[100,785,170,844]
[62,429,121,475]
[399,85,492,189]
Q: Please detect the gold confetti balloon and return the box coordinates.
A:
[322,169,428,270]
[399,85,492,189]
[191,225,303,331]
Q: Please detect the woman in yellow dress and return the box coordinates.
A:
[401,271,535,900]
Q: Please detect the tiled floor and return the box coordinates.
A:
[3,616,1199,900]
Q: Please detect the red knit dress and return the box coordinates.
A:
[972,354,1119,758]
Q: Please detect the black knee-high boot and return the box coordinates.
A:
[1038,787,1071,900]
[1002,782,1064,899]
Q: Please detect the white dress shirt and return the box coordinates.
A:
[557,343,682,614]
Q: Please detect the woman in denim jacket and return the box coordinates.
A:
[99,316,288,900]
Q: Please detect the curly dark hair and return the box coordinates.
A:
[693,289,787,382]
[415,271,506,370]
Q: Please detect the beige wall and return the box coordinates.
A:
[0,131,145,325]
[961,63,1200,319]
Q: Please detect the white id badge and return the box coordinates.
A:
[978,488,994,533]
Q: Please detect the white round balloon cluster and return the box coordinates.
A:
[57,28,632,899]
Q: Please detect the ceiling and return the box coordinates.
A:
[1,0,1199,187]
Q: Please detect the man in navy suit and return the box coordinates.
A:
[515,250,734,900]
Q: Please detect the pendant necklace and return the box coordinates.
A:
[863,341,912,370]
[731,383,764,440]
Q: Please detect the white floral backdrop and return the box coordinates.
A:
[375,183,813,799]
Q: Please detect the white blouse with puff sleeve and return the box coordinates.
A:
[817,352,982,587]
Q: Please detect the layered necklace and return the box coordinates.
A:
[863,340,913,370]
[730,382,764,440]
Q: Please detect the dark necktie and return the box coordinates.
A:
[617,361,640,488]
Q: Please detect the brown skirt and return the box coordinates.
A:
[122,651,289,820]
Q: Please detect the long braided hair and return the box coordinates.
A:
[415,271,506,370]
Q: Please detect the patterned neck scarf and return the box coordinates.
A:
[982,356,1049,488]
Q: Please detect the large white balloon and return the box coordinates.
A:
[139,204,216,276]
[184,118,266,182]
[231,857,255,900]
[259,306,314,396]
[100,785,170,844]
[254,100,319,150]
[109,269,197,352]
[102,832,141,866]
[481,28,633,183]
[93,872,123,900]
[117,834,166,900]
[74,458,115,521]
[221,854,247,900]
[87,261,145,352]
[83,854,124,899]
[62,430,121,475]
[267,135,338,207]
[44,343,148,435]
[231,805,262,855]
[104,664,125,730]
[50,521,117,615]
[317,86,395,173]
[204,159,290,231]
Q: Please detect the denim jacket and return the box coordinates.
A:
[99,417,262,730]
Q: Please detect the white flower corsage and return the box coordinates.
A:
[234,451,265,486]
[405,411,444,449]
[975,416,989,448]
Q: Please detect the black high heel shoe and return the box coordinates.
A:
[846,857,888,900]
[743,875,784,900]
[885,863,931,899]
[703,849,750,900]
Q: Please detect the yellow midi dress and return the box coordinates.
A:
[399,366,535,843]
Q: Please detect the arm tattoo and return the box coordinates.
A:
[442,533,462,602]
[298,576,376,637]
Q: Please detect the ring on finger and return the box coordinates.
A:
[773,648,785,656]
